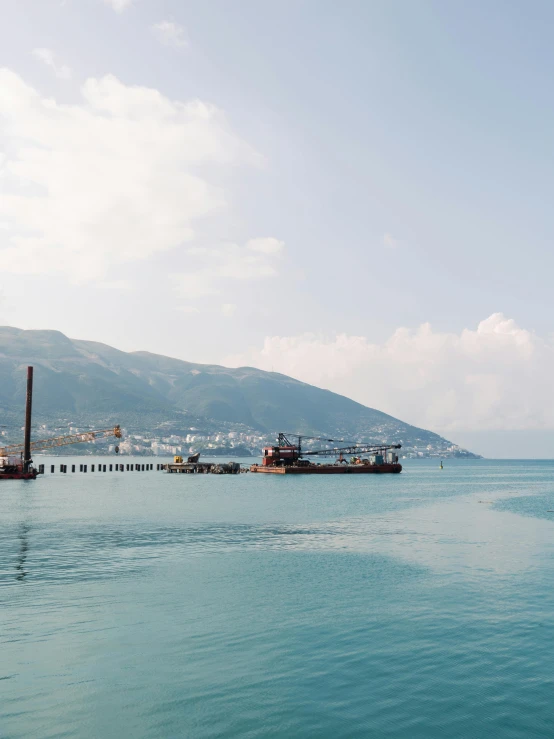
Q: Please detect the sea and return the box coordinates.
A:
[1,457,554,738]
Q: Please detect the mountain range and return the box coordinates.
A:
[0,327,477,456]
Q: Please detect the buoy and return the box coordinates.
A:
[439,460,443,469]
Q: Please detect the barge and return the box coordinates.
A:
[250,461,401,474]
[250,433,402,475]
[0,460,38,480]
[166,454,242,474]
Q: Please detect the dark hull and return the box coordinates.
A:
[250,463,402,474]
[0,470,38,480]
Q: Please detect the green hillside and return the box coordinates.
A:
[0,327,476,455]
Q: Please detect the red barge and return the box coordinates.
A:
[250,433,402,475]
[0,463,38,480]
[0,366,37,481]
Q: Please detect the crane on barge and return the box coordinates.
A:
[251,432,402,473]
[0,425,122,480]
[0,366,122,480]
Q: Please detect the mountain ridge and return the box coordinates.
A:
[0,326,478,457]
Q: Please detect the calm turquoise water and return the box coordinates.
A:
[2,457,554,738]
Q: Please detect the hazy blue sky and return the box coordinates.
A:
[2,0,554,456]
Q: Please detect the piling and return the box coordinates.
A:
[84,465,87,473]
[72,465,75,473]
[109,464,113,472]
[50,465,54,473]
[23,367,33,474]
[39,464,44,475]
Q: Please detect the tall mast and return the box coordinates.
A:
[23,366,33,473]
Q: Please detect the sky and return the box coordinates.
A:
[1,0,554,457]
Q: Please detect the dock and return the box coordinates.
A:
[166,461,243,474]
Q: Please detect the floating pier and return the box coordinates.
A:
[166,461,243,474]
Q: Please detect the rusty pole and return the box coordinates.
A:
[23,366,33,473]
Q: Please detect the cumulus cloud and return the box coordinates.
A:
[178,305,200,315]
[246,237,284,254]
[0,70,257,282]
[97,279,133,290]
[32,48,72,79]
[173,238,284,299]
[152,20,188,49]
[103,0,133,12]
[221,303,237,317]
[225,314,554,433]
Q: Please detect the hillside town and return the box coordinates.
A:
[114,430,475,459]
[0,423,477,459]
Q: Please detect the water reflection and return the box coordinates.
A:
[15,523,29,581]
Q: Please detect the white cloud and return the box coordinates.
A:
[173,238,284,299]
[97,279,133,290]
[152,20,188,49]
[225,313,554,433]
[383,232,397,248]
[246,237,284,254]
[179,305,200,315]
[221,303,237,317]
[0,70,257,282]
[32,48,72,80]
[103,0,133,12]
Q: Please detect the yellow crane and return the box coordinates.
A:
[0,426,122,457]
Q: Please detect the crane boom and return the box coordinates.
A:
[303,443,402,457]
[0,426,122,457]
[276,432,400,458]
